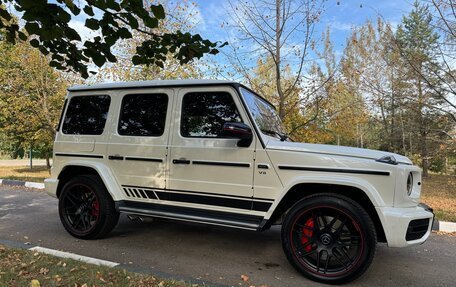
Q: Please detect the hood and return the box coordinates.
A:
[266,140,412,165]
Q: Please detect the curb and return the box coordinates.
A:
[0,178,44,189]
[1,178,455,232]
[433,220,456,233]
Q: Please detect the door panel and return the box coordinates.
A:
[169,87,255,202]
[107,89,173,190]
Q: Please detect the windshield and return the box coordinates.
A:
[240,88,287,139]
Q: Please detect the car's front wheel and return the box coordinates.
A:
[281,193,377,284]
[58,175,119,239]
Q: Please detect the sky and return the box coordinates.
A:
[193,0,414,47]
[187,0,415,74]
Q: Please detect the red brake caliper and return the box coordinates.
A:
[301,218,314,252]
[91,199,100,217]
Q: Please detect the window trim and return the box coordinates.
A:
[117,93,169,138]
[56,98,68,132]
[179,91,244,139]
[61,94,111,136]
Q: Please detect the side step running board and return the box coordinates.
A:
[115,200,263,231]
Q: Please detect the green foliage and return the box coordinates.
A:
[97,1,205,81]
[0,0,225,78]
[397,1,440,60]
[249,56,308,141]
[0,38,66,164]
[394,1,450,176]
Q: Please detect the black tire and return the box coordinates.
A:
[58,175,119,239]
[281,193,377,284]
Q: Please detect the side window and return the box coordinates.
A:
[118,93,168,137]
[181,92,242,137]
[62,95,111,135]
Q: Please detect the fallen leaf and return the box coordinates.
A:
[241,274,249,282]
[39,268,49,275]
[30,279,40,287]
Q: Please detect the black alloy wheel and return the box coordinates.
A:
[58,175,119,239]
[281,193,377,284]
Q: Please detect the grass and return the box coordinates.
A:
[0,166,49,183]
[0,244,196,287]
[421,174,456,222]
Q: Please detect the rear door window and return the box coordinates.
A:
[118,93,168,137]
[62,95,111,135]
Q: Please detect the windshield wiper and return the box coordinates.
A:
[261,129,289,142]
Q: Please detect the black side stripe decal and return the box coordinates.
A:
[192,160,250,168]
[121,185,273,212]
[55,153,104,159]
[121,185,274,202]
[154,191,271,212]
[278,166,390,176]
[125,157,163,163]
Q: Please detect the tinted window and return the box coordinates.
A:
[181,92,242,137]
[118,94,168,137]
[241,88,286,135]
[62,95,111,135]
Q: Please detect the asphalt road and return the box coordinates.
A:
[1,186,455,287]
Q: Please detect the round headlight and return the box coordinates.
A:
[406,172,413,196]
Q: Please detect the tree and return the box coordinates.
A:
[0,37,67,167]
[0,0,225,78]
[225,0,325,130]
[340,18,411,153]
[396,1,445,176]
[416,0,456,121]
[249,56,308,141]
[304,28,369,146]
[97,1,203,81]
[332,7,454,176]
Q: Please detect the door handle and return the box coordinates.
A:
[108,155,124,160]
[172,159,190,164]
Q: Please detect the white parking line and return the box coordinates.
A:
[29,246,119,267]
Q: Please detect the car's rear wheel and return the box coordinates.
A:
[58,175,119,239]
[281,193,377,284]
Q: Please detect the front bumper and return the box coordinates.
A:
[376,203,434,247]
[44,178,59,198]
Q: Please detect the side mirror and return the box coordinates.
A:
[221,122,253,147]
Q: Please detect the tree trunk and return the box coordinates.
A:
[420,132,428,177]
[275,0,285,120]
[417,78,429,177]
[46,155,51,169]
[45,147,52,169]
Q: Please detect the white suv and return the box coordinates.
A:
[45,79,433,284]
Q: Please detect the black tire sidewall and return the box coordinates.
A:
[281,194,377,284]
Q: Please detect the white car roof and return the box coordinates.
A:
[68,79,238,92]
